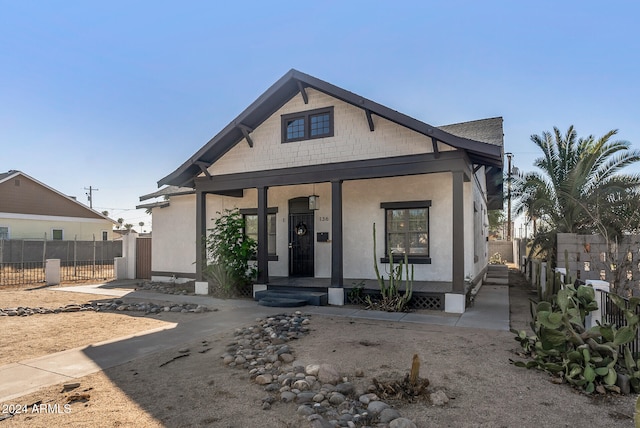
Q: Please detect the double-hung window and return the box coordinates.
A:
[241,208,278,260]
[381,201,431,264]
[0,226,8,240]
[282,107,334,143]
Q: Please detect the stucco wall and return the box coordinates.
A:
[210,88,455,175]
[151,194,197,275]
[154,173,466,282]
[0,215,114,240]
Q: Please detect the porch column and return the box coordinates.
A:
[256,186,269,284]
[331,180,343,287]
[195,190,207,281]
[452,171,465,293]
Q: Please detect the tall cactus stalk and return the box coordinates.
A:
[372,223,414,312]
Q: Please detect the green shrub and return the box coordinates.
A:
[511,284,640,394]
[203,208,256,291]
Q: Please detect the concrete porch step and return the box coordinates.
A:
[485,264,509,285]
[254,290,329,306]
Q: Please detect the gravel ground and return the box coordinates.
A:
[1,270,636,427]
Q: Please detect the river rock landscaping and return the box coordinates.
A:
[0,300,212,316]
[221,311,448,427]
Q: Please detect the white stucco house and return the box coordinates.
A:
[140,69,504,312]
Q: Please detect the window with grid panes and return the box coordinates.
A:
[381,201,431,263]
[282,107,333,142]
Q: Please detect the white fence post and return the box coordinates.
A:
[114,257,127,280]
[540,262,547,296]
[45,259,61,285]
[585,280,610,329]
[121,232,138,280]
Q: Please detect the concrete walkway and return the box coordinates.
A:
[0,282,509,403]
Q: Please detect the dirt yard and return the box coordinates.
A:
[0,273,636,427]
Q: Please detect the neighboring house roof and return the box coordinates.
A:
[0,170,117,224]
[158,69,503,189]
[438,117,504,147]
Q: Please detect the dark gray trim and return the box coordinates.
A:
[195,191,207,281]
[431,137,440,158]
[195,161,212,180]
[331,180,343,288]
[238,124,254,148]
[365,109,374,131]
[239,207,279,215]
[452,171,465,293]
[195,152,471,193]
[380,200,432,209]
[256,186,269,284]
[157,69,502,189]
[297,80,308,104]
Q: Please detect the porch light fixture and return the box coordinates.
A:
[308,195,319,210]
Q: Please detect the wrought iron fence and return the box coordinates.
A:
[600,290,640,357]
[0,261,45,286]
[61,260,115,282]
[0,238,120,286]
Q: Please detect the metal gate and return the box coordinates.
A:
[136,237,152,279]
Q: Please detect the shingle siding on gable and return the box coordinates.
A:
[210,88,451,176]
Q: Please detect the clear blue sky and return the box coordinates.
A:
[2,1,639,231]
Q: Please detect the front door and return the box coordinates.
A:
[289,198,314,277]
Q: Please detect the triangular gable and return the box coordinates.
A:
[0,170,117,223]
[159,69,503,188]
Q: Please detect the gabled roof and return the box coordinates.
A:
[0,170,117,224]
[159,69,503,188]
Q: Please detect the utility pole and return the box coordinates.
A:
[85,186,98,209]
[506,153,513,241]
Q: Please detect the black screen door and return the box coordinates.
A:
[289,198,314,276]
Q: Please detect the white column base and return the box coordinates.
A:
[445,293,466,314]
[328,288,345,306]
[253,283,268,298]
[195,281,209,295]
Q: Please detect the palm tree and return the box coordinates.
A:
[514,126,640,268]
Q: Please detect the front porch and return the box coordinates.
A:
[256,276,454,311]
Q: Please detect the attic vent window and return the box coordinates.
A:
[14,179,20,186]
[282,107,334,143]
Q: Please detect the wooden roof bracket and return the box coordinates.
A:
[365,109,375,132]
[194,161,213,180]
[237,123,254,148]
[473,164,483,174]
[431,137,440,158]
[296,80,309,104]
